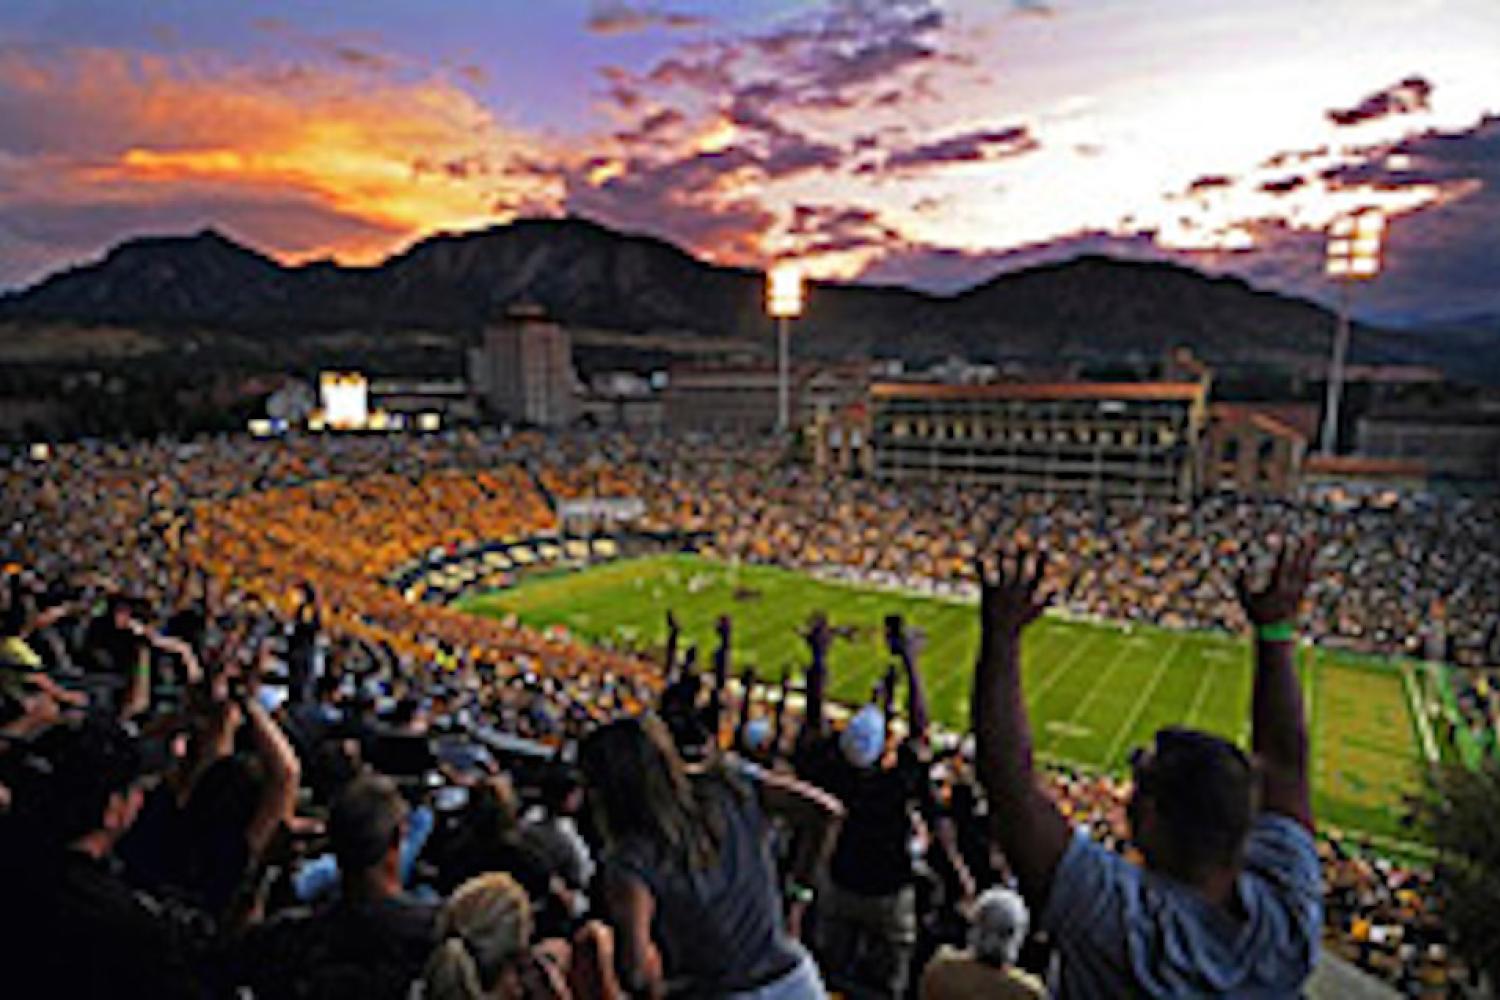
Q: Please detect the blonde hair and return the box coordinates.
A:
[423,873,533,1000]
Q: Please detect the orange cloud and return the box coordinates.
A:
[0,46,566,271]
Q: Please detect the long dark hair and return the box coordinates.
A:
[578,715,730,871]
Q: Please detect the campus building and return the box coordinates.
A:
[868,380,1210,499]
[471,307,577,428]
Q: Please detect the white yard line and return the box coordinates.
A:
[1400,659,1440,765]
[1181,649,1219,731]
[924,620,1068,705]
[1026,630,1106,708]
[1053,638,1143,734]
[1102,635,1189,768]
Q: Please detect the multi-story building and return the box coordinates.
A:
[1204,403,1316,495]
[663,363,867,435]
[1357,407,1500,486]
[869,381,1209,499]
[471,307,577,428]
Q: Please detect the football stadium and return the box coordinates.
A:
[5,2,1500,997]
[462,552,1436,846]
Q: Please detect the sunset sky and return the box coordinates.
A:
[1,0,1497,323]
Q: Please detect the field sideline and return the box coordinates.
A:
[460,554,1427,847]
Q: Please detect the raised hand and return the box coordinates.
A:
[803,612,833,659]
[974,543,1052,641]
[1236,537,1316,627]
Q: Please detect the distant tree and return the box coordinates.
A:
[1413,760,1500,988]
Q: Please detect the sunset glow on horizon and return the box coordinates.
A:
[1,0,1497,321]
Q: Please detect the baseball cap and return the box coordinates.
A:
[840,705,886,769]
[743,717,772,751]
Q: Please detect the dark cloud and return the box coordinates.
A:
[1327,76,1433,127]
[1013,0,1058,16]
[1186,174,1233,194]
[625,0,949,121]
[566,166,773,263]
[587,2,709,36]
[787,204,903,256]
[884,125,1038,171]
[1259,176,1305,195]
[1262,145,1329,169]
[330,44,394,73]
[858,117,1500,325]
[615,107,687,146]
[646,54,735,92]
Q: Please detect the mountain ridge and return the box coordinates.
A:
[0,216,1481,374]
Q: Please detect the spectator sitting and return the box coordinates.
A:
[920,886,1046,999]
[4,716,204,998]
[436,776,559,929]
[238,772,438,999]
[422,871,619,1000]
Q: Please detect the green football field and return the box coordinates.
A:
[461,554,1433,849]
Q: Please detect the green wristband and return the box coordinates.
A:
[1256,621,1297,643]
[785,881,816,905]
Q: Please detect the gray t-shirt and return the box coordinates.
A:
[607,769,803,995]
[1042,813,1322,997]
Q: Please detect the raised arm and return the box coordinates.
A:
[240,643,302,860]
[971,545,1070,912]
[736,666,757,746]
[709,615,732,730]
[1236,538,1316,831]
[799,613,832,747]
[755,767,846,939]
[664,610,681,681]
[771,665,791,763]
[886,615,930,747]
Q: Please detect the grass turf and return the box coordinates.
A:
[460,554,1427,848]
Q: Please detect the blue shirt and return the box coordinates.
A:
[1042,813,1322,997]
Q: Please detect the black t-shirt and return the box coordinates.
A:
[6,850,203,999]
[607,770,802,995]
[83,616,142,676]
[798,738,936,897]
[437,830,553,902]
[236,893,437,1000]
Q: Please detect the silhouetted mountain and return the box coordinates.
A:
[0,217,1465,372]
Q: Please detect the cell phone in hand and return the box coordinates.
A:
[433,785,470,812]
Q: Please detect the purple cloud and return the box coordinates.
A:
[787,204,903,256]
[1327,76,1433,127]
[884,125,1039,171]
[587,2,709,36]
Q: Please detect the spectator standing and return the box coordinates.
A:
[970,539,1323,996]
[796,615,969,999]
[580,715,843,998]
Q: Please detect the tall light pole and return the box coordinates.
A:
[767,264,805,435]
[1320,208,1385,456]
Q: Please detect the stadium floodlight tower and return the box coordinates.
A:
[767,263,805,435]
[1320,207,1386,456]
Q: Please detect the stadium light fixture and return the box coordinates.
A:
[766,264,805,434]
[1320,208,1386,456]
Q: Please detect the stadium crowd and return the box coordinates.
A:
[0,429,1493,997]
